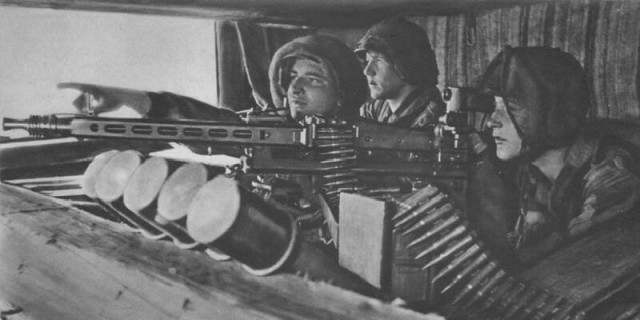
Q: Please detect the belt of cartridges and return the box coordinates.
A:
[388,185,585,320]
[313,122,362,211]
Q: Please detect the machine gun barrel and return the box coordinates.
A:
[3,114,447,152]
[3,114,309,147]
[3,114,468,176]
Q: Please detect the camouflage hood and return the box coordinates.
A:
[269,35,368,119]
[473,46,591,152]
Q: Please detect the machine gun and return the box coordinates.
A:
[2,113,470,177]
[2,112,475,230]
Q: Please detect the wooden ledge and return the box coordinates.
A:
[0,183,436,320]
[521,220,640,312]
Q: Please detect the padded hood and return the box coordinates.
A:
[269,35,368,119]
[473,46,590,151]
[354,17,439,87]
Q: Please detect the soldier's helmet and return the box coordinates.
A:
[269,35,368,119]
[354,17,439,87]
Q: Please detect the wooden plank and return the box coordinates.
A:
[429,16,449,90]
[608,1,640,119]
[468,9,498,81]
[0,184,435,320]
[551,0,589,68]
[0,138,168,180]
[592,2,612,118]
[521,221,640,311]
[463,12,485,87]
[0,0,551,27]
[526,3,548,46]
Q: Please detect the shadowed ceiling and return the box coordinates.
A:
[2,0,553,27]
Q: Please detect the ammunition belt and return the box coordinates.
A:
[314,124,362,211]
[614,304,640,320]
[388,185,585,320]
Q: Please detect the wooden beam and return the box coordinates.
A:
[0,138,168,180]
[521,221,640,313]
[0,184,436,320]
[0,0,550,27]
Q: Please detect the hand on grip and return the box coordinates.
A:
[58,82,151,116]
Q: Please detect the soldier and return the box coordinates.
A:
[353,17,446,192]
[269,35,368,122]
[59,34,367,124]
[471,46,640,264]
[355,17,445,129]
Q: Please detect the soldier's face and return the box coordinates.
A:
[487,96,523,160]
[363,51,405,100]
[286,58,340,121]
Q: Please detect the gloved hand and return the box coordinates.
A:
[58,82,151,116]
[508,210,553,248]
